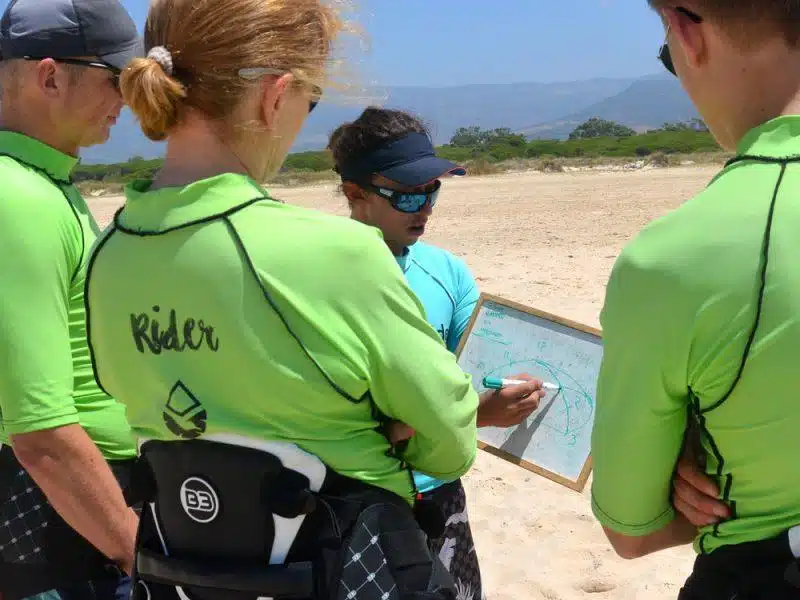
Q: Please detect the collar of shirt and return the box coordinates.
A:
[117,173,273,233]
[395,244,414,272]
[0,131,78,183]
[736,115,800,157]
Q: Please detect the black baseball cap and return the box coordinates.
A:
[0,0,142,71]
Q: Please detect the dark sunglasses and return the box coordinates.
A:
[23,56,121,90]
[657,7,703,76]
[360,179,442,213]
[308,85,323,113]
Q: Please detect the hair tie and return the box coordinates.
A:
[147,46,174,76]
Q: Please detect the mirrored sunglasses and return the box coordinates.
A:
[361,179,442,213]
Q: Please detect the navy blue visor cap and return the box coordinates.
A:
[337,132,466,187]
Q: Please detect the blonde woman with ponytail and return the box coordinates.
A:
[83,0,478,598]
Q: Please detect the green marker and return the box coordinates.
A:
[482,376,560,391]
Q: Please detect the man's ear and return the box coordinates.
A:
[665,8,708,73]
[34,59,65,98]
[259,72,293,131]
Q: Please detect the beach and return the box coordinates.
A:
[89,165,719,600]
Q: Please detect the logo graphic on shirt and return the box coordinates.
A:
[163,381,207,440]
[179,476,219,523]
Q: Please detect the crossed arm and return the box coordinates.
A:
[601,447,729,559]
[591,247,730,559]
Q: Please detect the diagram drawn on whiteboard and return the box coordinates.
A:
[456,294,603,491]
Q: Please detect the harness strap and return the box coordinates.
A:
[266,467,318,518]
[136,548,314,597]
[125,455,156,506]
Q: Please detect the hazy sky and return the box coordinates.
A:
[116,0,668,87]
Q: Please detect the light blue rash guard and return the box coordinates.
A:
[396,241,480,493]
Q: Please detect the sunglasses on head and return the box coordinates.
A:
[657,7,703,76]
[23,56,121,90]
[360,179,442,213]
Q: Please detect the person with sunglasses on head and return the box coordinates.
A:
[590,2,800,598]
[0,1,142,599]
[82,1,481,598]
[328,107,548,600]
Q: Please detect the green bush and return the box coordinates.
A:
[437,146,476,163]
[282,150,334,172]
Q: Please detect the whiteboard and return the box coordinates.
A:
[456,293,603,491]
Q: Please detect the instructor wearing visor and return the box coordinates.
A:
[329,107,546,600]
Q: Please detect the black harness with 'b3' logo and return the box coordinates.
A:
[179,477,219,524]
[127,438,457,600]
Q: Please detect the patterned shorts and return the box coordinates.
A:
[0,447,134,599]
[0,461,52,567]
[422,479,484,600]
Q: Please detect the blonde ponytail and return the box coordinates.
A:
[122,0,342,137]
[120,53,186,142]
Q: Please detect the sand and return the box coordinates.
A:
[89,165,720,600]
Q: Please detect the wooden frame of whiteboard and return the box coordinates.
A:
[454,292,602,493]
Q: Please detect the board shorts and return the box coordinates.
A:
[0,446,136,600]
[678,527,800,600]
[421,480,484,600]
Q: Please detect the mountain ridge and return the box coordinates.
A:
[80,73,695,164]
[520,77,698,140]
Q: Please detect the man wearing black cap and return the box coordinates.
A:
[0,1,141,598]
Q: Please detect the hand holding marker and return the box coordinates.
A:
[477,373,548,428]
[389,375,556,441]
[483,376,561,392]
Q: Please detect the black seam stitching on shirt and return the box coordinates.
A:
[690,155,788,553]
[591,491,675,529]
[221,215,367,405]
[0,152,72,183]
[724,154,800,167]
[83,225,120,398]
[56,182,86,283]
[712,473,734,538]
[687,393,725,554]
[701,160,785,414]
[0,153,85,282]
[106,197,372,406]
[112,196,269,236]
